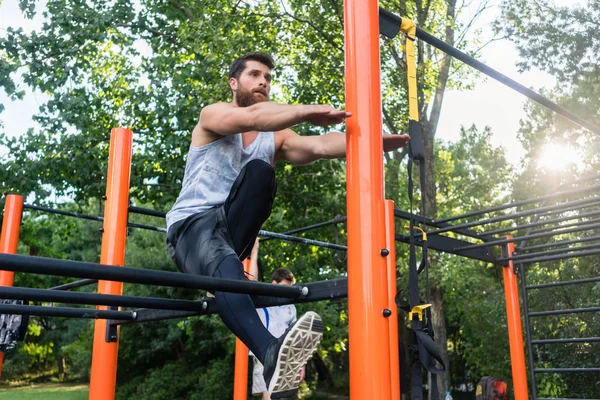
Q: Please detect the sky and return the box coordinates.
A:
[0,0,576,170]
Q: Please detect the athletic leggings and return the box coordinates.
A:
[214,159,277,363]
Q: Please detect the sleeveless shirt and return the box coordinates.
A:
[166,132,275,231]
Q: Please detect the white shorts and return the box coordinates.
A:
[252,358,268,395]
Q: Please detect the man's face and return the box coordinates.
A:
[230,60,272,107]
[272,279,293,286]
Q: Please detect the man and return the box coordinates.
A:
[165,51,409,398]
[247,239,303,400]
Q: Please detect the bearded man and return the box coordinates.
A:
[166,52,409,398]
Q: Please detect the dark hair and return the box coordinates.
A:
[271,268,295,284]
[228,52,275,80]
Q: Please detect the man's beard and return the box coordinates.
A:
[236,85,269,107]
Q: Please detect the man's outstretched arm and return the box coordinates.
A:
[275,130,411,165]
[200,102,351,137]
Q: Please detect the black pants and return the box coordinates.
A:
[168,159,277,362]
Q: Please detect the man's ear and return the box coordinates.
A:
[229,77,238,92]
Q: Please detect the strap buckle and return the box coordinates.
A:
[409,304,432,321]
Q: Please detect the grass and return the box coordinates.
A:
[0,384,89,399]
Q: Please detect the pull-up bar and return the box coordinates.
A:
[378,7,600,136]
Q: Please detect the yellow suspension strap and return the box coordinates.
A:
[399,17,445,400]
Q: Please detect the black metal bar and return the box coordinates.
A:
[0,253,306,298]
[260,216,347,243]
[126,222,166,233]
[23,204,103,222]
[0,286,208,312]
[24,204,166,233]
[414,28,600,135]
[395,233,498,263]
[526,276,600,290]
[433,186,600,224]
[0,304,135,320]
[113,277,349,325]
[128,206,167,218]
[507,249,600,265]
[378,7,600,136]
[258,230,347,251]
[50,279,98,291]
[529,307,600,317]
[535,368,600,373]
[430,197,600,236]
[532,337,600,345]
[517,235,600,252]
[498,242,600,263]
[481,209,600,237]
[454,222,600,252]
[394,209,492,240]
[530,216,600,235]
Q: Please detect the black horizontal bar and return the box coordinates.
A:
[532,337,600,345]
[0,253,306,298]
[126,222,166,233]
[395,233,498,263]
[23,204,103,222]
[259,230,347,251]
[498,243,600,263]
[50,279,98,291]
[0,304,135,320]
[378,8,600,136]
[531,216,600,235]
[482,209,600,237]
[433,186,600,225]
[128,206,167,218]
[535,368,600,373]
[394,209,491,240]
[455,222,600,252]
[430,197,600,236]
[517,235,600,252]
[511,249,600,265]
[0,286,208,312]
[260,216,347,243]
[24,204,166,233]
[527,276,600,290]
[529,306,600,317]
[113,277,349,325]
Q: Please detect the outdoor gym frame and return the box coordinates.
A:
[1,2,599,400]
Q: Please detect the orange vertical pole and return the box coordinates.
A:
[385,200,401,399]
[0,194,24,376]
[344,1,392,399]
[502,238,529,400]
[233,258,251,400]
[89,128,133,400]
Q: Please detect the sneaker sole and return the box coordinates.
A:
[268,311,324,395]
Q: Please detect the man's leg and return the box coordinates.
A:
[213,160,279,361]
[214,255,274,362]
[224,159,277,258]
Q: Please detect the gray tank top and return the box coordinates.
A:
[166,132,275,230]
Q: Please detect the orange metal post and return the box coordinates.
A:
[344,1,392,398]
[233,258,251,400]
[502,238,529,400]
[385,200,401,398]
[0,194,24,376]
[89,128,133,400]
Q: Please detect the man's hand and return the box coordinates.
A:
[304,105,352,127]
[383,134,410,152]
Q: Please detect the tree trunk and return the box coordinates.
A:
[430,284,450,400]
